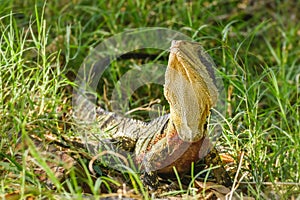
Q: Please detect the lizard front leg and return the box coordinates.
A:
[203,147,232,187]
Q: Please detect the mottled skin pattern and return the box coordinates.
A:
[72,40,232,188]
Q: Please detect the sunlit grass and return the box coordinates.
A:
[1,0,300,199]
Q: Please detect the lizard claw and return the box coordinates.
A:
[141,171,159,190]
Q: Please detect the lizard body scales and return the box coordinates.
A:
[72,40,231,187]
[21,40,231,189]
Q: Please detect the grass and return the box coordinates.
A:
[1,0,300,199]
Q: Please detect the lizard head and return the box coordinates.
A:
[164,40,218,142]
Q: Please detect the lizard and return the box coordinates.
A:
[70,40,232,189]
[10,40,231,191]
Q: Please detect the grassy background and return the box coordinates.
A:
[1,0,300,199]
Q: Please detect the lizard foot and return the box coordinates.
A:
[141,171,159,190]
[204,147,232,187]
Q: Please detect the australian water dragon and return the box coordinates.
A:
[69,40,232,188]
[22,40,232,190]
